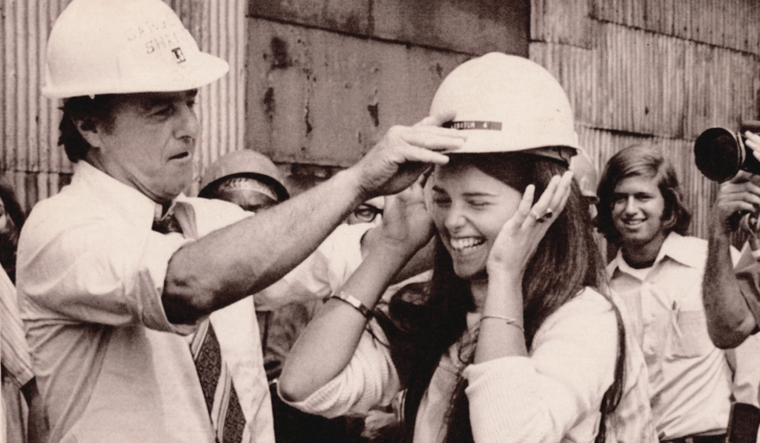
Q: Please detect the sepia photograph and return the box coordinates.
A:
[1,1,760,442]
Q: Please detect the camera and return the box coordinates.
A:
[694,121,760,182]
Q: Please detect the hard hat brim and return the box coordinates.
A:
[199,173,290,202]
[42,52,229,98]
[442,130,584,165]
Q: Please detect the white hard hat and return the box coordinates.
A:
[429,53,581,163]
[42,0,229,98]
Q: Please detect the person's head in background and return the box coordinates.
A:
[345,196,384,226]
[595,145,691,267]
[198,149,289,211]
[569,149,600,219]
[0,177,26,282]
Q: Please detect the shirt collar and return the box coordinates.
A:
[608,232,701,276]
[73,161,185,229]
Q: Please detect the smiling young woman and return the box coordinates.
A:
[277,53,657,443]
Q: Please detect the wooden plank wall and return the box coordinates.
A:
[532,0,760,240]
[0,0,247,211]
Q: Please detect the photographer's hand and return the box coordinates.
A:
[712,170,760,237]
[746,131,760,162]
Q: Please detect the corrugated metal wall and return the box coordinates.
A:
[3,0,759,242]
[1,0,68,212]
[532,0,760,240]
[0,0,247,211]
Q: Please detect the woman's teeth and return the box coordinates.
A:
[450,237,485,251]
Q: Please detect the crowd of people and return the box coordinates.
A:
[4,0,760,442]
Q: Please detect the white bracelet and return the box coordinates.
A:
[480,314,524,332]
[326,291,373,320]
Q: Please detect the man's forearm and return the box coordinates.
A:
[163,168,366,323]
[704,228,757,348]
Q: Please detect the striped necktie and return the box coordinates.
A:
[152,206,247,442]
[191,321,247,443]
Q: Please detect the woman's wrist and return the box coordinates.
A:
[371,235,420,263]
[486,266,522,290]
[483,271,524,318]
[336,241,410,315]
[362,241,414,281]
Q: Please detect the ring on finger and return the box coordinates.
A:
[544,208,554,219]
[529,210,545,223]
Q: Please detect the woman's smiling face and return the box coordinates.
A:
[429,160,522,281]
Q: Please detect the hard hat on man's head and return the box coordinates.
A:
[42,0,229,98]
[429,53,582,164]
[199,150,289,201]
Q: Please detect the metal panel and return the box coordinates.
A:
[591,0,760,55]
[250,0,530,56]
[372,0,529,56]
[531,0,594,49]
[249,0,371,36]
[246,18,470,167]
[1,0,71,211]
[531,1,760,241]
[533,27,760,138]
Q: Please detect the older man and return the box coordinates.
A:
[16,1,463,442]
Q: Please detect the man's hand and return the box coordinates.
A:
[350,113,465,200]
[711,169,760,236]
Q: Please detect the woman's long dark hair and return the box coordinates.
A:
[375,153,624,443]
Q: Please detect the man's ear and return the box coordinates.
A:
[73,117,104,149]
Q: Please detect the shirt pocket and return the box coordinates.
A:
[668,309,712,359]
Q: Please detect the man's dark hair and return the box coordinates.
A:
[595,144,691,243]
[58,95,122,163]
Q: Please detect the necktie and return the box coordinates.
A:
[151,208,184,234]
[152,206,247,442]
[191,322,246,443]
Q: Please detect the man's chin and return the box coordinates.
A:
[151,184,189,204]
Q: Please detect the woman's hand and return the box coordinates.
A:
[476,171,574,362]
[375,175,435,257]
[486,171,574,281]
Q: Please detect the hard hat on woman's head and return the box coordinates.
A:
[429,53,582,163]
[42,0,229,98]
